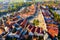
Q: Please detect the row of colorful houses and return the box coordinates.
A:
[42,8,58,39]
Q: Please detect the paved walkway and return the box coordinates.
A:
[30,9,47,31]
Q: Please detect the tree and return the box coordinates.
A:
[33,19,39,26]
[53,12,60,23]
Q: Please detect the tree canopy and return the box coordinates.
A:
[33,19,39,26]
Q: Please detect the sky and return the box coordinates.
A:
[0,0,60,2]
[0,0,4,2]
[0,0,24,2]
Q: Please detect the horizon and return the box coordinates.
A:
[0,0,60,2]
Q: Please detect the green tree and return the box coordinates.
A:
[33,19,39,26]
[54,12,60,23]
